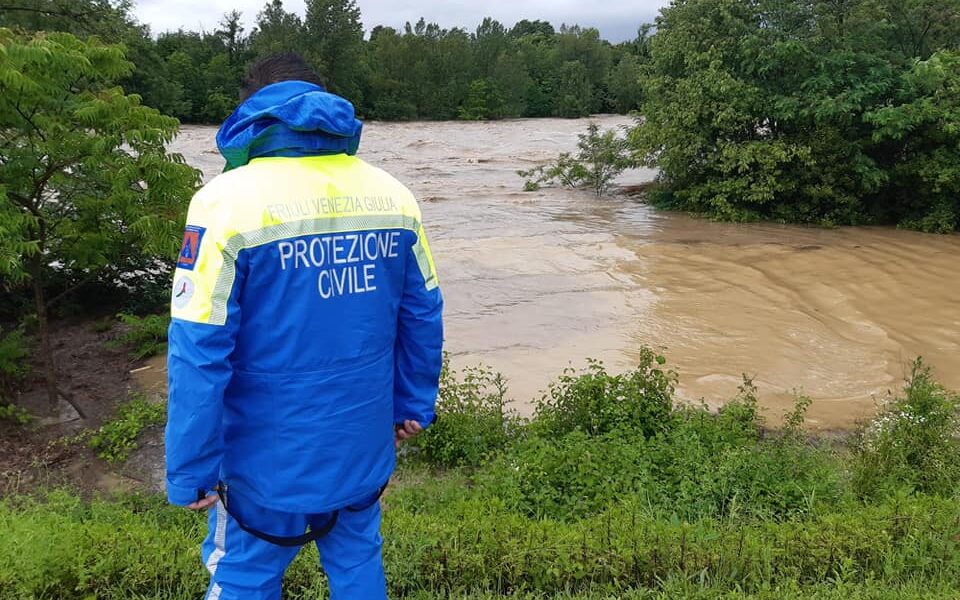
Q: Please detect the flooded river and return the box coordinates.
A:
[164,116,960,429]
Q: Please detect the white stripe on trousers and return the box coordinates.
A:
[205,501,228,599]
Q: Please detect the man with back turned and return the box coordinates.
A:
[164,53,444,600]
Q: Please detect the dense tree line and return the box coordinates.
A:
[631,0,960,232]
[0,0,648,122]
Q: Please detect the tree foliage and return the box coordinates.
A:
[630,0,960,231]
[0,28,199,406]
[2,0,650,123]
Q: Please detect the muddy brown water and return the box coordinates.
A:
[150,116,960,429]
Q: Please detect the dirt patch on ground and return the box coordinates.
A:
[0,320,159,497]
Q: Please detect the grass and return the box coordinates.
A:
[0,484,957,599]
[1,351,958,599]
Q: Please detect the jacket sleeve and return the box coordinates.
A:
[393,221,444,428]
[164,197,244,506]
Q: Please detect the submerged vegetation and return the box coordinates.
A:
[631,0,960,232]
[511,1,960,232]
[2,353,958,598]
[519,123,634,196]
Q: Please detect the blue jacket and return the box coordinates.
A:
[164,82,444,513]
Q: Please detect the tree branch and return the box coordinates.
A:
[0,5,94,22]
[7,190,41,218]
[3,94,46,143]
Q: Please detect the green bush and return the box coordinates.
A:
[0,402,31,425]
[851,359,960,498]
[534,349,676,439]
[866,51,960,233]
[458,78,505,120]
[415,359,518,468]
[653,391,842,521]
[481,430,654,519]
[480,368,840,522]
[111,312,170,360]
[519,123,635,197]
[629,0,960,231]
[83,394,166,463]
[0,325,32,423]
[0,325,30,398]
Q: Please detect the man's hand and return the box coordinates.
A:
[394,419,423,448]
[186,493,219,511]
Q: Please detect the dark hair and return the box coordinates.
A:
[240,53,326,101]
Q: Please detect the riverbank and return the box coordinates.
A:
[2,351,958,599]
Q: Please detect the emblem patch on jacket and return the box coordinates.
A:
[172,275,195,309]
[177,225,206,270]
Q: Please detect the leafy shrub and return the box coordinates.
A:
[415,359,518,468]
[700,440,841,521]
[487,372,841,522]
[519,123,635,196]
[0,326,31,423]
[534,349,676,439]
[482,431,654,519]
[0,402,31,425]
[84,394,166,463]
[2,354,960,598]
[0,326,30,398]
[111,313,170,360]
[851,359,960,498]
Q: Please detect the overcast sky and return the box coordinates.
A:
[133,1,669,43]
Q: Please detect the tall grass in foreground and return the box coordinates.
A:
[1,352,958,599]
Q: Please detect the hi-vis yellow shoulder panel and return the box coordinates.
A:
[170,155,437,325]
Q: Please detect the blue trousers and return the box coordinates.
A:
[201,496,387,600]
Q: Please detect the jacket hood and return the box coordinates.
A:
[216,80,363,171]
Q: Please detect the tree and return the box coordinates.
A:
[0,29,199,411]
[458,79,504,120]
[628,0,928,227]
[3,1,649,124]
[519,123,634,196]
[607,54,644,113]
[216,10,248,65]
[509,19,555,40]
[555,26,611,113]
[250,0,305,57]
[120,25,191,118]
[474,17,508,68]
[0,0,134,39]
[880,0,960,61]
[491,50,533,117]
[304,0,365,101]
[363,25,417,119]
[555,61,593,117]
